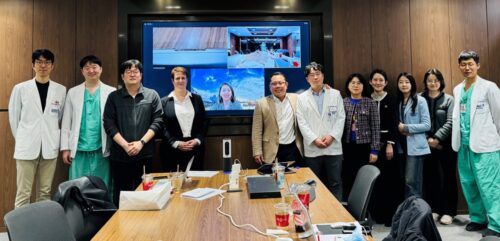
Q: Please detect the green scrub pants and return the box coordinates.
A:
[458,145,500,232]
[69,149,112,197]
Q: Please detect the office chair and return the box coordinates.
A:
[4,200,76,241]
[53,176,117,241]
[343,164,380,225]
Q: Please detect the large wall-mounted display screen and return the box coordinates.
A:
[142,21,311,116]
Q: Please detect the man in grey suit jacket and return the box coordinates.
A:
[252,72,303,165]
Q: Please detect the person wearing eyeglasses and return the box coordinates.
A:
[103,59,164,205]
[60,55,116,191]
[252,72,304,165]
[296,62,345,200]
[9,49,67,208]
[451,50,500,237]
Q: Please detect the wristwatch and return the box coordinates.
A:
[140,139,146,145]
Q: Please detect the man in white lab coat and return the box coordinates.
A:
[9,49,67,208]
[60,55,115,190]
[296,62,345,200]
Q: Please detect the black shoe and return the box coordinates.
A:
[482,229,500,237]
[465,222,488,231]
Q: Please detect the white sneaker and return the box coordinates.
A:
[432,213,440,221]
[440,215,453,225]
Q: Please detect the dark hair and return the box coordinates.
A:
[458,50,480,64]
[345,73,370,97]
[270,71,286,79]
[79,55,102,69]
[423,68,445,91]
[171,66,188,79]
[32,49,55,64]
[304,62,324,76]
[397,72,418,114]
[218,83,235,103]
[119,59,143,75]
[369,69,388,83]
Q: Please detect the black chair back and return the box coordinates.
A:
[347,164,380,222]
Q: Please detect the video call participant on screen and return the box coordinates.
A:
[60,55,116,191]
[451,50,500,236]
[252,72,303,165]
[161,67,207,171]
[9,49,66,208]
[103,59,163,205]
[210,83,243,110]
[296,62,345,200]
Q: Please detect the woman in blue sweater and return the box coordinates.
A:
[396,72,431,198]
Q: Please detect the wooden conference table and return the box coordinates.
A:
[92,168,373,241]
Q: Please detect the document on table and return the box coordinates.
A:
[181,188,225,201]
[187,171,219,178]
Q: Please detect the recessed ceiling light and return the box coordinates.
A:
[274,5,289,9]
[165,5,181,9]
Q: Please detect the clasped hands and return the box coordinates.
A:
[314,135,334,148]
[177,139,199,152]
[122,141,144,156]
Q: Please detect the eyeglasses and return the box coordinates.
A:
[34,60,52,65]
[427,80,440,84]
[270,81,286,86]
[124,69,140,75]
[307,72,322,78]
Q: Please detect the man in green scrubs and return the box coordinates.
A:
[61,55,116,190]
[451,50,500,237]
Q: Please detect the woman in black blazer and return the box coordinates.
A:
[161,67,207,171]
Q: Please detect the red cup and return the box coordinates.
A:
[142,174,154,190]
[274,203,291,229]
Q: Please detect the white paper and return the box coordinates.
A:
[119,181,172,210]
[181,188,225,201]
[187,171,219,178]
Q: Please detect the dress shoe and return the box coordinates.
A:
[439,215,453,225]
[482,229,500,237]
[432,213,440,221]
[465,222,488,231]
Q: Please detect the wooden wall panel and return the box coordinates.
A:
[332,0,372,95]
[0,0,33,109]
[76,0,119,87]
[370,0,411,91]
[33,0,76,88]
[0,113,16,232]
[410,0,452,92]
[203,136,258,171]
[33,0,76,197]
[487,0,500,86]
[448,0,489,90]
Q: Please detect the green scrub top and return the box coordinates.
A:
[77,87,102,151]
[459,83,475,145]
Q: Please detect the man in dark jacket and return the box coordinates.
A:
[103,59,163,205]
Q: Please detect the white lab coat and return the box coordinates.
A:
[60,82,116,158]
[451,77,500,153]
[296,88,345,157]
[9,78,67,160]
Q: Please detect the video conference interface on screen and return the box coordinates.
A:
[142,21,311,116]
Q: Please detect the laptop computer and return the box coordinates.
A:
[246,175,281,199]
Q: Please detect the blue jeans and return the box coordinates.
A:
[404,155,424,198]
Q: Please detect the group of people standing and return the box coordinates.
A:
[251,51,499,237]
[8,48,499,237]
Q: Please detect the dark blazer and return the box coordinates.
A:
[161,93,208,146]
[375,93,399,145]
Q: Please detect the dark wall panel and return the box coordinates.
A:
[370,0,411,91]
[0,0,33,109]
[410,0,452,92]
[332,0,372,94]
[449,0,489,89]
[487,0,500,86]
[76,0,119,87]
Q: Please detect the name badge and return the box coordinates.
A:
[50,100,60,116]
[460,104,466,113]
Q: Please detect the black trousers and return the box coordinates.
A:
[110,158,152,206]
[369,144,405,225]
[305,155,343,201]
[160,139,204,172]
[342,142,371,201]
[276,141,304,165]
[423,146,458,216]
